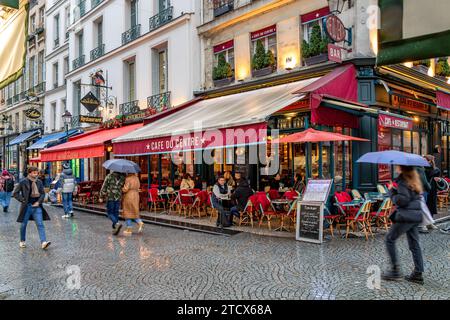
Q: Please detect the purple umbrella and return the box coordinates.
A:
[357,150,430,167]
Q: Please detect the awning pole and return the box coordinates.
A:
[147,155,150,188]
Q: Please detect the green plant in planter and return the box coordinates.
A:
[436,58,450,77]
[213,53,233,81]
[252,39,275,71]
[302,24,329,59]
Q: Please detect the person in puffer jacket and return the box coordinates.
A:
[58,163,77,218]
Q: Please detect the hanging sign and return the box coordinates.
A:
[79,115,103,124]
[25,107,41,119]
[325,15,346,42]
[80,91,101,113]
[122,108,153,123]
[328,43,343,63]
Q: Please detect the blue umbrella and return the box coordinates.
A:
[103,159,141,173]
[357,150,430,167]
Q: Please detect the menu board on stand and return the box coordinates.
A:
[296,179,333,244]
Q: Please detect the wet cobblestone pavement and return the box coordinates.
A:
[0,200,449,300]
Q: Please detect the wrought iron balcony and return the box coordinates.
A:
[119,100,140,115]
[147,92,171,114]
[91,0,103,9]
[213,0,234,17]
[54,38,59,48]
[90,44,105,61]
[121,24,141,45]
[20,91,26,100]
[149,6,173,32]
[34,82,45,94]
[72,55,85,70]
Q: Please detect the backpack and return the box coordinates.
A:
[5,179,14,192]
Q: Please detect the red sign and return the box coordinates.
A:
[251,25,276,41]
[391,95,429,113]
[300,7,330,23]
[437,90,450,110]
[113,123,267,156]
[213,40,234,54]
[378,113,413,130]
[328,44,343,63]
[325,15,346,42]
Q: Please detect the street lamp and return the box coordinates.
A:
[328,0,347,14]
[62,110,72,137]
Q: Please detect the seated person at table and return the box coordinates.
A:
[234,172,242,187]
[212,176,231,227]
[193,174,203,190]
[180,173,195,190]
[230,179,254,219]
[224,171,235,189]
[269,173,281,190]
[293,173,305,194]
[280,170,291,188]
[173,176,182,190]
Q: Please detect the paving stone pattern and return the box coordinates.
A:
[0,200,449,300]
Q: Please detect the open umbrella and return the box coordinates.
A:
[272,128,370,143]
[357,150,430,167]
[103,159,141,173]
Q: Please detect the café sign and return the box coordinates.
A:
[25,107,41,119]
[378,113,413,130]
[80,91,101,113]
[325,15,346,42]
[79,115,103,124]
[328,43,343,63]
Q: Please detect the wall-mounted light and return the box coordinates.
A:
[413,116,420,123]
[447,77,450,84]
[235,147,245,156]
[285,56,295,71]
[106,145,113,152]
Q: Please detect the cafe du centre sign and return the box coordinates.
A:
[378,112,413,130]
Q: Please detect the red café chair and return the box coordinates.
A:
[268,189,280,200]
[191,190,209,219]
[283,190,298,201]
[148,188,166,213]
[179,189,194,218]
[239,195,259,228]
[257,193,280,230]
[191,188,201,194]
[207,192,219,222]
[323,206,341,238]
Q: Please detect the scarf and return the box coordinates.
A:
[217,183,228,194]
[27,176,40,198]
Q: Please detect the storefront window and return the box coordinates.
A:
[392,129,402,151]
[403,131,412,153]
[421,133,428,156]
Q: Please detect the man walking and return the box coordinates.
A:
[100,171,125,235]
[58,163,77,218]
[13,166,51,249]
[0,169,15,212]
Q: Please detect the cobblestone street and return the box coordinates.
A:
[0,199,449,300]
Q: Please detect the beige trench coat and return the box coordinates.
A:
[122,175,140,219]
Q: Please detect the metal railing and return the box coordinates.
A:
[119,100,140,115]
[91,0,103,9]
[90,44,105,61]
[213,0,234,17]
[147,92,171,113]
[71,116,80,128]
[13,94,19,104]
[72,55,85,70]
[121,24,141,45]
[149,6,174,31]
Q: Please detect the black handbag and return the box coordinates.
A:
[390,207,422,223]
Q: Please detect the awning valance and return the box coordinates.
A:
[40,123,143,162]
[437,90,450,111]
[27,129,82,150]
[113,78,319,156]
[7,129,40,146]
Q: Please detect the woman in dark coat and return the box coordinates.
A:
[424,155,444,231]
[13,166,51,249]
[382,166,425,284]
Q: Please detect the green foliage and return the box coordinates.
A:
[213,53,233,80]
[251,39,276,71]
[302,24,329,59]
[436,58,450,77]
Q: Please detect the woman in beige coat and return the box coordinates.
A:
[122,173,144,235]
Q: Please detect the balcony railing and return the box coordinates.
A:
[20,91,26,100]
[147,92,171,114]
[6,98,12,106]
[119,100,140,115]
[72,55,85,70]
[121,24,141,45]
[91,0,103,9]
[149,6,174,32]
[54,38,60,48]
[34,82,45,94]
[71,116,80,129]
[213,0,234,17]
[90,44,105,61]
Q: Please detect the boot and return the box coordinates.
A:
[123,227,133,235]
[3,206,8,213]
[405,271,424,285]
[381,265,403,281]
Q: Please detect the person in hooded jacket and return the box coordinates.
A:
[58,163,77,218]
[0,169,15,212]
[382,165,425,285]
[230,179,254,221]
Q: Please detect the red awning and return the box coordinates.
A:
[40,123,143,162]
[29,156,41,163]
[300,7,330,23]
[293,64,361,128]
[437,90,450,110]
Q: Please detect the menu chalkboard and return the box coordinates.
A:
[296,201,323,244]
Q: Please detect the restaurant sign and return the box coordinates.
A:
[79,115,103,124]
[391,94,430,114]
[378,113,413,130]
[328,43,343,63]
[25,107,41,119]
[80,91,101,113]
[325,15,346,42]
[122,107,153,123]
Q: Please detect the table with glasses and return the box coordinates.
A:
[271,198,294,232]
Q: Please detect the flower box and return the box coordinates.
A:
[252,66,274,78]
[213,76,235,87]
[303,53,328,66]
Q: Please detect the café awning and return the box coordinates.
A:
[7,129,40,146]
[113,78,320,156]
[27,129,82,150]
[40,123,143,162]
[437,90,450,111]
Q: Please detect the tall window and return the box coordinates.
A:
[61,99,66,130]
[213,40,234,74]
[51,102,57,131]
[38,6,45,27]
[301,7,330,44]
[158,50,167,93]
[130,0,138,27]
[28,56,35,88]
[53,62,59,88]
[30,14,36,32]
[159,0,170,11]
[73,81,81,117]
[54,14,60,45]
[126,59,136,101]
[63,57,69,83]
[250,26,277,65]
[38,51,44,84]
[64,6,70,40]
[96,19,103,47]
[77,31,84,57]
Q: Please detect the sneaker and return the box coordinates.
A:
[137,222,144,233]
[19,241,26,248]
[62,214,70,219]
[381,267,403,281]
[113,223,122,236]
[427,224,438,230]
[123,227,133,236]
[405,272,424,285]
[419,226,429,233]
[69,211,74,218]
[41,241,51,250]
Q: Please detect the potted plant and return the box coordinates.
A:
[251,39,276,77]
[435,58,450,81]
[302,24,329,66]
[213,53,234,87]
